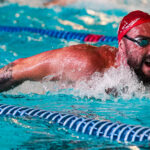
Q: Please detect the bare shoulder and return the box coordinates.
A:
[99,45,118,53]
[66,44,96,49]
[65,44,117,53]
[61,44,97,52]
[96,45,118,68]
[97,45,118,57]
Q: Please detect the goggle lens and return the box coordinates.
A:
[124,35,150,47]
[138,39,149,47]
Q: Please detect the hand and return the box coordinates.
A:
[105,87,118,97]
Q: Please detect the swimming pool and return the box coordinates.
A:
[0,0,150,149]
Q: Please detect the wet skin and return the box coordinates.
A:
[119,22,150,84]
[0,22,150,92]
[0,44,117,92]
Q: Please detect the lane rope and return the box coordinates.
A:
[0,103,149,143]
[0,25,118,43]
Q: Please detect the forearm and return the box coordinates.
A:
[0,50,59,92]
[0,63,23,92]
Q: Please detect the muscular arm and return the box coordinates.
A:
[0,49,59,92]
[0,44,117,92]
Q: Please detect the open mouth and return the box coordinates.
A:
[144,57,150,67]
[142,56,150,78]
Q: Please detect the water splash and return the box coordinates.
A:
[71,65,146,100]
[7,65,148,101]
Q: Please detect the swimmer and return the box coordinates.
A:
[44,0,76,6]
[0,10,150,92]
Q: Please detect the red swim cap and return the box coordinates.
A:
[118,10,150,42]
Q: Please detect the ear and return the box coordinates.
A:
[119,40,126,53]
[116,40,128,66]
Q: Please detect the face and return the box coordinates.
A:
[120,22,150,84]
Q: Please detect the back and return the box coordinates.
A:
[46,44,118,81]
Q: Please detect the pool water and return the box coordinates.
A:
[0,1,150,149]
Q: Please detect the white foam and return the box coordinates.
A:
[40,65,148,100]
[71,65,146,100]
[5,64,150,101]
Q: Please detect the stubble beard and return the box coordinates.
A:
[127,56,150,85]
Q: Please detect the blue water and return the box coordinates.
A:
[0,2,150,149]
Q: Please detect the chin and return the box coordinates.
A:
[127,57,150,85]
[134,68,150,85]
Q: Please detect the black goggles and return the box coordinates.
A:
[124,35,150,47]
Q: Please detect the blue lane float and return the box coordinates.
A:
[0,25,118,43]
[0,103,150,143]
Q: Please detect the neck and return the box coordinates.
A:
[115,51,128,67]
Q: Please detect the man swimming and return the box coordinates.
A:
[0,10,150,92]
[44,0,76,6]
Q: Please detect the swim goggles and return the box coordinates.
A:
[124,35,150,47]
